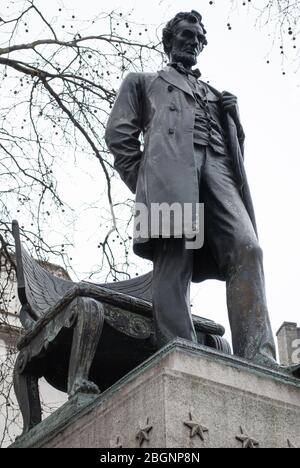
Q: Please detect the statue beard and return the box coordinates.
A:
[171,50,197,68]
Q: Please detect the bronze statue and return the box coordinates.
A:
[9,11,300,438]
[105,10,278,368]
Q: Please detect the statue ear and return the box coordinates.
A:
[166,43,172,57]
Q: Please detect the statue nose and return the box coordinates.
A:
[190,39,198,48]
[185,43,198,53]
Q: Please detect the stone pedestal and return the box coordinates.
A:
[11,339,300,448]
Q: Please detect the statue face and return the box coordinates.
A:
[169,19,205,68]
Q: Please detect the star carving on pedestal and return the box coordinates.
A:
[136,418,153,447]
[236,427,259,448]
[287,439,297,448]
[109,436,123,448]
[183,412,209,441]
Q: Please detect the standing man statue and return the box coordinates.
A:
[105,11,278,369]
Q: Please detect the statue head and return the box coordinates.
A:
[162,10,207,68]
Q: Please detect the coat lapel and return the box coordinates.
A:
[206,82,222,99]
[158,66,224,102]
[158,67,245,175]
[158,66,195,99]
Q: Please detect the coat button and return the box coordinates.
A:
[168,128,175,135]
[168,85,174,92]
[170,105,176,111]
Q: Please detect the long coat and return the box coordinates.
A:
[105,65,258,283]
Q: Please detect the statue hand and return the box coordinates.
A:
[221,91,240,123]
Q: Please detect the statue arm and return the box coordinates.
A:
[236,121,245,158]
[105,73,144,194]
[220,90,245,157]
[232,104,245,154]
[207,84,246,157]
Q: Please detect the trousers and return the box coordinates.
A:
[152,145,276,363]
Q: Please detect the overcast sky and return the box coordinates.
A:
[6,0,300,347]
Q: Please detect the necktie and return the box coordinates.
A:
[168,62,201,79]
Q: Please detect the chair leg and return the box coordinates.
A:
[68,297,104,397]
[13,351,42,435]
[206,334,232,355]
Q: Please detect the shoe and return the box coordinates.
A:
[251,354,282,371]
[252,354,300,378]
